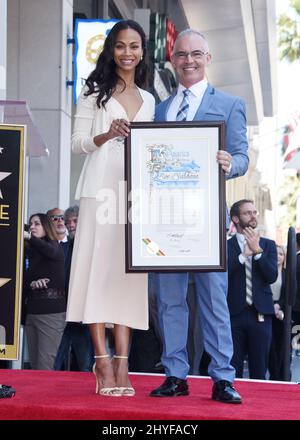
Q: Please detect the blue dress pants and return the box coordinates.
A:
[154,271,235,383]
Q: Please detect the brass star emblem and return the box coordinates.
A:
[0,278,11,288]
[0,172,11,199]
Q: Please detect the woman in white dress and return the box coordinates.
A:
[66,20,155,396]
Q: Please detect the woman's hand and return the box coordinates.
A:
[107,118,130,139]
[93,119,130,147]
[30,278,50,290]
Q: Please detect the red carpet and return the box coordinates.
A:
[0,369,299,420]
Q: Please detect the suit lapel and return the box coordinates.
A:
[156,93,176,121]
[258,238,265,250]
[156,84,215,121]
[193,84,215,120]
[231,235,241,255]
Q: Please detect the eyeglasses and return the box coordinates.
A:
[174,50,208,60]
[241,210,258,217]
[49,215,65,222]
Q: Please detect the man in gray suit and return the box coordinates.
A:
[150,29,248,403]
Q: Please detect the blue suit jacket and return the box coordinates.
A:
[155,84,249,180]
[227,235,278,316]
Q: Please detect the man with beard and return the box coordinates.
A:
[227,199,278,379]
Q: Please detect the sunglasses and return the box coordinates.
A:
[49,215,65,222]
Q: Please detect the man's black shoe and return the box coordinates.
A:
[153,361,165,373]
[212,380,242,404]
[150,376,189,397]
[0,385,16,398]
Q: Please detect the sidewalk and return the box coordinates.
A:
[291,350,300,382]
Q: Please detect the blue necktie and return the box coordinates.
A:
[176,89,190,121]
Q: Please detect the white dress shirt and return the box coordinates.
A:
[59,235,68,244]
[167,79,208,121]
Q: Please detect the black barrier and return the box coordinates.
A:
[0,124,25,360]
[282,226,297,381]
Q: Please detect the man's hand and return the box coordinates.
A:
[274,303,284,320]
[216,150,232,174]
[243,227,260,255]
[30,278,50,290]
[242,242,253,257]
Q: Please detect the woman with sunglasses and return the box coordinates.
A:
[66,20,155,396]
[23,213,66,370]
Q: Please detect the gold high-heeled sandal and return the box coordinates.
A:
[113,355,135,397]
[93,355,122,397]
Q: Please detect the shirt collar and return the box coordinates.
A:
[177,79,208,98]
[59,235,68,243]
[236,232,245,247]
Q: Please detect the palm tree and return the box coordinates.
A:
[278,0,300,61]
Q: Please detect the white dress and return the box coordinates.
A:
[66,87,155,330]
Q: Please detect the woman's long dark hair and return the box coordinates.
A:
[29,213,58,241]
[84,20,148,108]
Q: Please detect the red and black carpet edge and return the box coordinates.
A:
[0,369,299,420]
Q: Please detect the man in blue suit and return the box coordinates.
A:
[227,199,278,379]
[150,29,248,403]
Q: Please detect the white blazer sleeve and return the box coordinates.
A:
[71,88,99,154]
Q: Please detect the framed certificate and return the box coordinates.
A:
[125,121,226,272]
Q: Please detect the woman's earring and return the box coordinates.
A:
[141,55,143,61]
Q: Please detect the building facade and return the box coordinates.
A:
[1,0,277,229]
